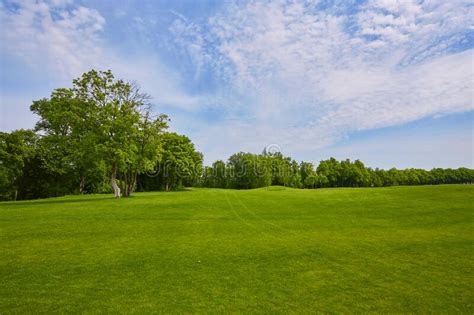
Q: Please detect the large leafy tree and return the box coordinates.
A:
[31,69,168,197]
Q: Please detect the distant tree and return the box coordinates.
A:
[288,160,302,188]
[200,166,214,188]
[268,152,291,186]
[0,130,36,200]
[211,160,227,188]
[318,174,329,188]
[227,152,271,189]
[352,160,370,187]
[303,173,318,189]
[317,158,341,187]
[300,161,315,187]
[140,132,202,191]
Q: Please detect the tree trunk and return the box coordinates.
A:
[79,176,85,194]
[111,163,121,198]
[122,171,128,197]
[14,189,18,201]
[127,172,137,196]
[55,175,59,197]
[121,171,136,197]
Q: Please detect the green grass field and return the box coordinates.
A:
[1,185,473,313]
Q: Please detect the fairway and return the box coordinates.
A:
[1,185,473,312]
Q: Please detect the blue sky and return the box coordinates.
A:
[0,0,473,168]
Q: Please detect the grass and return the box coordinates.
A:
[0,185,473,313]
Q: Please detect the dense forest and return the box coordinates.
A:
[1,70,472,201]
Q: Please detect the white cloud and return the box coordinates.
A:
[170,0,474,162]
[0,0,203,132]
[0,0,105,79]
[1,0,472,167]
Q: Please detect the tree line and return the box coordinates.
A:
[200,152,473,189]
[1,70,472,200]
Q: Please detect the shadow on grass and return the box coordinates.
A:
[1,189,196,207]
[0,195,116,207]
[135,188,194,193]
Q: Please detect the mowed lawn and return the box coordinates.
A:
[0,185,472,313]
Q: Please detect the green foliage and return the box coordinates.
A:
[227,152,272,189]
[138,132,203,191]
[201,152,474,190]
[0,130,36,200]
[27,69,170,198]
[70,70,170,197]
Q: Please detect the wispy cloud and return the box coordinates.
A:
[170,0,473,159]
[1,0,472,166]
[0,0,105,78]
[0,0,202,119]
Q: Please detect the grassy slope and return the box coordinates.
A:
[0,185,472,313]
